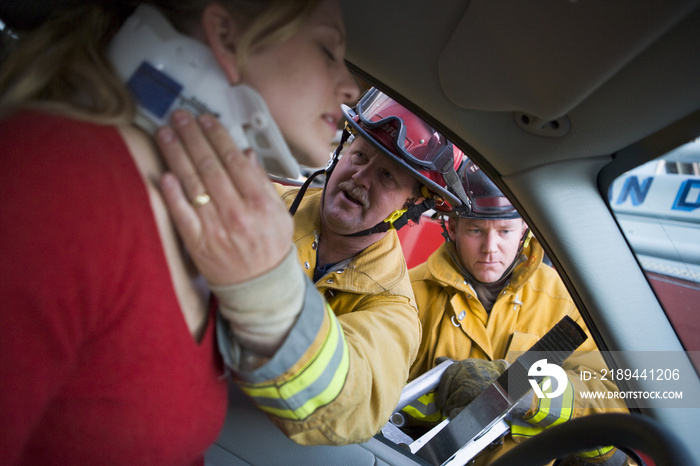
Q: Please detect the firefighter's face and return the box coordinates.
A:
[447,217,528,283]
[322,136,423,236]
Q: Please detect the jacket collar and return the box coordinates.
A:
[291,188,410,294]
[426,240,544,293]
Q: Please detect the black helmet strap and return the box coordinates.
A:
[288,129,351,217]
[345,197,437,237]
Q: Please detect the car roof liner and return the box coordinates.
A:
[438,0,700,121]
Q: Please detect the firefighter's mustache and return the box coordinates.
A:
[338,180,369,211]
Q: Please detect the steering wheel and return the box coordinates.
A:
[490,413,696,466]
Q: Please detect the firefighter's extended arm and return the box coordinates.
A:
[212,245,350,422]
[211,246,304,367]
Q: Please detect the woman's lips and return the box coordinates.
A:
[322,113,341,131]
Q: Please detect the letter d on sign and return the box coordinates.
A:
[673,179,700,211]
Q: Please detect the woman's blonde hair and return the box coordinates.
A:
[0,0,322,123]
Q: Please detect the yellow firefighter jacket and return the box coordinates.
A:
[407,239,627,464]
[231,185,421,446]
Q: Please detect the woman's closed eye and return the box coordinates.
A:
[320,44,336,62]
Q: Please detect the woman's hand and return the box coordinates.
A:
[157,110,294,287]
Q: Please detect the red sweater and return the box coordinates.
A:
[0,112,228,465]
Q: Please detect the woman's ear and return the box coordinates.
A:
[201,4,241,84]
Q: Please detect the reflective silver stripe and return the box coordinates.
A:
[242,308,349,419]
[405,393,439,417]
[527,377,574,428]
[235,277,326,383]
[401,392,443,423]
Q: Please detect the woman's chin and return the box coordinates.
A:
[290,143,333,170]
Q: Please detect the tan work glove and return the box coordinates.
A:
[436,357,510,419]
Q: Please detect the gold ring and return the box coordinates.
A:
[192,192,211,207]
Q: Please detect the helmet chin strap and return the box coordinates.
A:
[287,166,326,217]
[288,128,350,217]
[344,196,436,237]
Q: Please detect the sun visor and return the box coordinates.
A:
[438,0,699,121]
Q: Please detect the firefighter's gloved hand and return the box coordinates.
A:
[436,358,509,419]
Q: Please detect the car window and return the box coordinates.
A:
[607,139,700,364]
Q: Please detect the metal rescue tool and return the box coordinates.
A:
[413,315,587,465]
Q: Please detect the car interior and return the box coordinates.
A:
[208,1,700,464]
[1,1,698,465]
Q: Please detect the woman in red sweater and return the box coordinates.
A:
[0,1,358,464]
